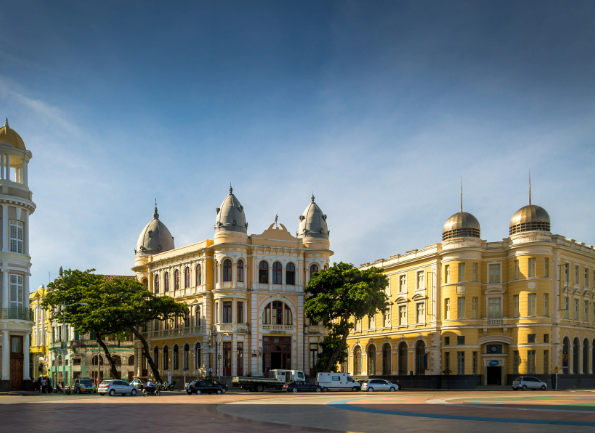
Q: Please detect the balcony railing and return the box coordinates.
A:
[487,319,503,326]
[262,324,293,331]
[0,307,33,321]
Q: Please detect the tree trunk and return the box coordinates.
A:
[130,326,162,383]
[325,319,351,372]
[95,334,120,380]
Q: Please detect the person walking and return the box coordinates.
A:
[41,377,47,394]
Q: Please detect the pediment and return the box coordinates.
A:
[484,286,505,294]
[395,295,408,303]
[412,293,427,300]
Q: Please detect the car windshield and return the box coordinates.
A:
[80,380,93,385]
[189,381,196,386]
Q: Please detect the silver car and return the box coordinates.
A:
[98,380,138,396]
[512,376,547,391]
[361,379,400,392]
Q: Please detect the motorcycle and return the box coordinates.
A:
[143,386,161,397]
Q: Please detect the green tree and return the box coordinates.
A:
[304,262,389,373]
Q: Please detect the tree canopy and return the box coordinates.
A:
[304,262,389,373]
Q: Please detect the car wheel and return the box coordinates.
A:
[316,387,322,392]
[322,387,328,392]
[256,384,264,392]
[131,389,137,396]
[522,385,527,391]
[292,388,298,393]
[352,387,359,392]
[368,387,374,392]
[389,387,396,392]
[109,390,116,396]
[143,390,148,397]
[195,389,201,395]
[222,388,226,394]
[541,385,546,390]
[217,389,222,394]
[156,390,161,396]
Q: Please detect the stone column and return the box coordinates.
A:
[0,154,4,180]
[1,331,9,380]
[2,205,8,252]
[23,161,27,186]
[1,271,8,310]
[5,154,10,181]
[24,333,30,380]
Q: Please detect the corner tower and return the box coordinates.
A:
[298,194,330,249]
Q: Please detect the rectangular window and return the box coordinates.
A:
[399,275,407,293]
[472,351,477,374]
[457,297,465,319]
[488,298,502,319]
[564,263,569,284]
[417,271,424,290]
[237,342,244,376]
[473,263,478,282]
[585,301,589,322]
[544,258,549,278]
[444,336,450,345]
[528,334,535,343]
[513,295,519,318]
[489,264,500,283]
[445,265,450,284]
[472,297,478,319]
[367,315,375,330]
[528,350,536,374]
[528,293,536,316]
[514,260,519,280]
[543,350,549,374]
[445,352,450,371]
[544,294,549,317]
[383,309,391,328]
[9,220,23,254]
[398,305,406,326]
[528,258,536,278]
[574,299,579,320]
[586,268,590,287]
[9,274,23,309]
[215,302,219,324]
[457,352,465,374]
[564,296,569,319]
[544,334,549,343]
[445,299,450,320]
[457,336,465,345]
[237,301,244,324]
[355,319,361,332]
[416,302,425,324]
[458,263,465,283]
[513,351,520,374]
[575,265,580,285]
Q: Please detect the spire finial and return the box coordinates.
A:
[154,199,159,219]
[311,192,315,202]
[4,118,8,127]
[229,183,233,194]
[460,177,463,213]
[274,214,278,228]
[529,170,531,206]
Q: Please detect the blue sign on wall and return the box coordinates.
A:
[489,360,499,366]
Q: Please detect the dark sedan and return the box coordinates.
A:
[283,381,322,393]
[186,380,227,395]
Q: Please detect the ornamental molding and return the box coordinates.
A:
[478,335,513,345]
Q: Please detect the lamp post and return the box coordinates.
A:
[60,302,87,394]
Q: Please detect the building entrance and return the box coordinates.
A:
[486,366,502,385]
[10,336,24,391]
[263,336,291,377]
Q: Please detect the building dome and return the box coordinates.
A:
[214,185,248,235]
[298,194,329,240]
[136,206,175,255]
[509,204,550,235]
[442,212,481,240]
[0,119,26,151]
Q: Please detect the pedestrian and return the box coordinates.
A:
[41,377,47,394]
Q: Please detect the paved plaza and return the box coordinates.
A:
[2,390,595,432]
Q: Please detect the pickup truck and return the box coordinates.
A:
[233,369,306,392]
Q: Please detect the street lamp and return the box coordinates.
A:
[60,302,87,394]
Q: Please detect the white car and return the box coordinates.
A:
[512,376,547,391]
[98,380,138,396]
[361,379,400,392]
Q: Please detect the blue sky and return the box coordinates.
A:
[1,1,594,290]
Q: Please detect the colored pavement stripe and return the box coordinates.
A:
[327,398,595,426]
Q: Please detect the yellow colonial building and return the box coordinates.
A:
[29,286,49,379]
[132,188,332,382]
[347,195,595,388]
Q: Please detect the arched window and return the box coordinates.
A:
[259,261,269,284]
[237,260,244,282]
[174,269,179,290]
[92,355,103,366]
[354,346,362,375]
[309,264,319,279]
[183,343,190,369]
[195,343,202,369]
[284,304,292,325]
[153,347,159,369]
[173,345,179,370]
[583,339,589,374]
[262,301,293,326]
[184,267,190,288]
[262,302,271,324]
[142,278,148,287]
[382,343,391,375]
[563,337,570,374]
[286,263,295,285]
[128,355,134,366]
[195,305,202,327]
[324,264,328,271]
[368,345,376,375]
[154,274,159,293]
[112,355,122,366]
[415,340,426,375]
[573,338,580,373]
[273,262,283,284]
[163,346,169,370]
[398,342,407,375]
[164,272,170,292]
[196,264,202,286]
[223,259,232,282]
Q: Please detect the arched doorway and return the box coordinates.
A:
[573,338,580,374]
[382,343,391,375]
[398,342,407,375]
[354,346,362,375]
[367,345,376,376]
[415,341,425,375]
[584,339,590,374]
[563,337,570,374]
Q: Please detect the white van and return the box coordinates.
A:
[316,373,361,392]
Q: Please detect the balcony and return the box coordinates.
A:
[0,307,33,321]
[212,323,250,333]
[262,324,293,332]
[487,319,503,326]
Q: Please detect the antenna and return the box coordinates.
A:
[529,170,532,205]
[460,177,463,213]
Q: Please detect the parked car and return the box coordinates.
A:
[316,373,361,392]
[512,376,547,391]
[73,378,97,394]
[98,380,138,396]
[360,379,400,392]
[186,380,227,395]
[130,378,147,390]
[284,381,322,393]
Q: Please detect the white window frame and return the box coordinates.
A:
[487,296,503,319]
[488,263,501,284]
[445,265,450,284]
[9,274,23,309]
[574,298,580,320]
[528,258,536,278]
[584,300,589,322]
[416,271,424,291]
[383,307,391,328]
[528,293,536,316]
[544,258,549,278]
[575,265,580,286]
[585,268,590,287]
[415,301,425,325]
[472,297,478,319]
[514,260,519,280]
[513,294,519,318]
[444,298,450,320]
[458,263,465,283]
[457,297,465,320]
[399,274,407,294]
[543,293,549,317]
[9,220,23,254]
[398,304,407,326]
[472,263,478,282]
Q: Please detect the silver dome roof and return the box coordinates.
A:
[442,212,480,240]
[136,206,175,255]
[215,185,248,234]
[298,194,329,239]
